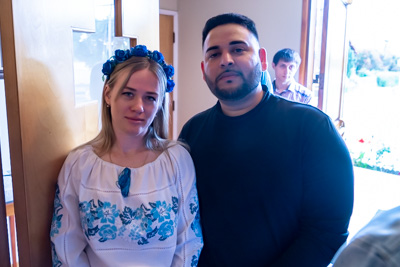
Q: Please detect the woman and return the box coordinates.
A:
[50,45,203,267]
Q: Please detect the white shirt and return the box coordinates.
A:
[50,144,203,267]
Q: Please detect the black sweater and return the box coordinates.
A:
[179,88,354,267]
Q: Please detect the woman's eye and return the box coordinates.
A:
[146,96,157,102]
[122,92,133,97]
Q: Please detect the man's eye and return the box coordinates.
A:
[208,52,219,59]
[234,48,244,53]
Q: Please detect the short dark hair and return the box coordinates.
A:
[272,48,301,66]
[202,13,259,47]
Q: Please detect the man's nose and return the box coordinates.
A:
[220,52,234,68]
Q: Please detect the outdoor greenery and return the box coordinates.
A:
[345,42,400,176]
[347,43,400,86]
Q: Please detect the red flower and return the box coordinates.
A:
[359,139,365,143]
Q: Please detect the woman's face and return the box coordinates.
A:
[105,68,162,140]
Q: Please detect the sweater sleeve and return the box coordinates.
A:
[271,115,354,267]
[171,146,203,267]
[50,151,90,267]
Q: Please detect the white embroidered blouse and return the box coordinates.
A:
[50,144,203,267]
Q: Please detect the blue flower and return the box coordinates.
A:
[191,212,202,237]
[158,220,174,241]
[191,253,199,267]
[190,196,199,214]
[79,201,90,213]
[102,59,116,77]
[53,184,62,213]
[150,201,172,223]
[131,45,148,57]
[134,207,145,219]
[80,211,96,229]
[163,64,174,78]
[102,45,175,92]
[98,224,117,242]
[51,241,62,267]
[129,225,143,241]
[50,213,62,237]
[115,49,129,62]
[140,216,153,233]
[150,50,164,64]
[97,202,120,224]
[166,79,175,93]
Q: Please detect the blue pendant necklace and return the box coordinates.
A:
[110,149,150,198]
[117,167,131,197]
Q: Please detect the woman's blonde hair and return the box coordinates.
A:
[86,56,172,156]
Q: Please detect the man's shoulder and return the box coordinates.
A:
[179,105,217,141]
[183,105,216,127]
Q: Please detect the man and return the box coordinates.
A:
[179,13,354,266]
[272,48,312,104]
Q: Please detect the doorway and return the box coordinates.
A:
[304,0,400,241]
[341,0,400,239]
[159,10,178,140]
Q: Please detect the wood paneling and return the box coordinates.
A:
[0,149,10,266]
[0,0,160,265]
[159,14,174,139]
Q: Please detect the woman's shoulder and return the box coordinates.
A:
[64,145,97,167]
[165,143,191,160]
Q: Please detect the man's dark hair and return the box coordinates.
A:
[272,48,301,66]
[202,13,259,47]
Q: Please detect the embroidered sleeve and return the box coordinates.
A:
[50,151,90,267]
[171,146,203,267]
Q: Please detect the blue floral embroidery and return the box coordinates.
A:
[191,212,202,238]
[189,195,202,237]
[98,224,118,242]
[50,184,63,237]
[79,200,100,239]
[150,200,172,223]
[191,249,201,267]
[51,241,62,267]
[172,196,179,214]
[158,220,174,241]
[97,201,119,224]
[79,196,178,245]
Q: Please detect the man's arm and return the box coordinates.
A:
[272,115,354,267]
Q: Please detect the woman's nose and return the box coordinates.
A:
[131,98,144,113]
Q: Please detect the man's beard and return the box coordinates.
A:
[204,63,262,101]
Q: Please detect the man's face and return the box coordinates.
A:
[201,24,263,101]
[272,60,298,85]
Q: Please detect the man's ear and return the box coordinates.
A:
[201,61,206,81]
[259,48,268,72]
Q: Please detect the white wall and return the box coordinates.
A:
[159,0,178,11]
[176,0,303,132]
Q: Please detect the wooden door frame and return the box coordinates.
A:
[159,9,178,140]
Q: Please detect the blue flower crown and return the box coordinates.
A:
[102,45,175,93]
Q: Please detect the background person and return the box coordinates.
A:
[333,206,400,267]
[50,45,203,267]
[272,48,312,104]
[179,13,353,267]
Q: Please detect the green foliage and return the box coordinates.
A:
[350,137,400,176]
[376,72,399,87]
[347,42,400,79]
